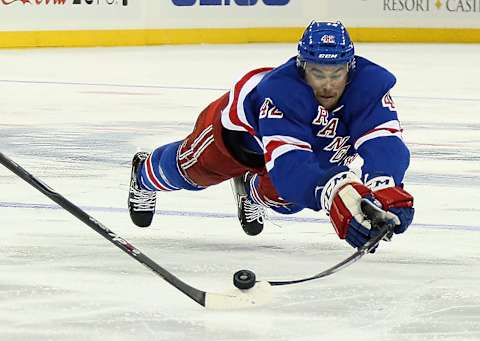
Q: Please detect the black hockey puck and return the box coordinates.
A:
[233,269,256,290]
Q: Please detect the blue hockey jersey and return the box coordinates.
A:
[221,56,410,211]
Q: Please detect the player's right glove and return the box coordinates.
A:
[320,170,414,249]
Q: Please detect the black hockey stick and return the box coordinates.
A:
[0,152,271,309]
[267,199,396,286]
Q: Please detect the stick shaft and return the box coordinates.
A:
[0,152,206,306]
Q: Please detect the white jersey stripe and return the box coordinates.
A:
[265,144,312,172]
[354,130,403,150]
[235,72,267,131]
[375,120,401,130]
[221,71,270,132]
[262,135,312,147]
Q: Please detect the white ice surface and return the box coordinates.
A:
[0,43,479,341]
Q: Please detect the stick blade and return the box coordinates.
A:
[205,281,273,310]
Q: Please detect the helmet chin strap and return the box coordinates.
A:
[296,57,307,76]
[346,57,356,85]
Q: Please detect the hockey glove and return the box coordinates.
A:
[368,182,415,234]
[320,172,414,249]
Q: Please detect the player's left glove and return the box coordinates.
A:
[368,183,415,235]
[320,171,414,249]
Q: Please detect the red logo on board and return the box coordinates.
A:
[1,0,66,4]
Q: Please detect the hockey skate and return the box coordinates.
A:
[128,152,157,227]
[230,172,266,236]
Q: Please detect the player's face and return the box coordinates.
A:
[304,63,348,110]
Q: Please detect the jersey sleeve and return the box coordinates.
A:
[256,80,330,211]
[348,69,410,186]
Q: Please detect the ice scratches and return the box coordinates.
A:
[0,121,192,169]
[257,245,284,250]
[404,121,480,131]
[413,304,480,318]
[405,121,480,163]
[2,245,60,265]
[387,283,480,335]
[1,242,143,277]
[340,280,480,338]
[59,311,185,337]
[367,256,468,266]
[1,125,130,169]
[398,95,480,103]
[445,207,480,212]
[2,200,480,232]
[410,149,480,162]
[0,283,71,300]
[413,223,480,232]
[405,171,480,186]
[0,79,226,92]
[395,304,480,337]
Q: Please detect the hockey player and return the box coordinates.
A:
[127,21,414,250]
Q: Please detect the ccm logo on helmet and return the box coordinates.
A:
[318,54,338,58]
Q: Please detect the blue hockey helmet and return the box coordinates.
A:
[297,21,355,66]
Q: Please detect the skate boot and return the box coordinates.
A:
[128,152,157,227]
[230,172,266,236]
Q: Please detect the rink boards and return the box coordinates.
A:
[1,0,480,47]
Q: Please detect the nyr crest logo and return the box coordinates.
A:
[382,91,396,111]
[321,35,336,44]
[259,98,283,119]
